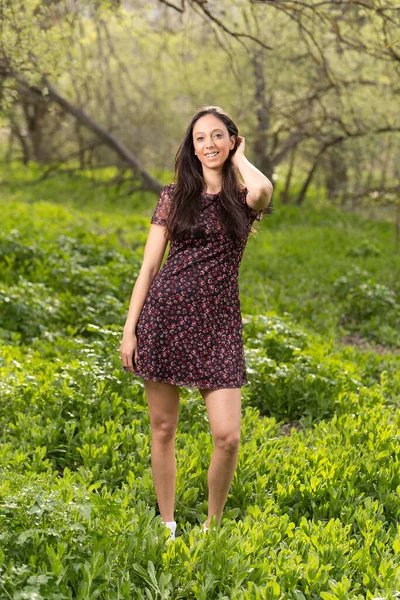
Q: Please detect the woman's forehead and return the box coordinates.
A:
[193,115,227,135]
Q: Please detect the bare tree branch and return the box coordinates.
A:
[6,71,162,193]
[163,0,274,51]
[158,0,184,12]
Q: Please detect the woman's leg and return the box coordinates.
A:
[144,379,180,522]
[198,387,241,527]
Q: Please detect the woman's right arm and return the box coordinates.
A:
[120,223,169,371]
[122,269,158,336]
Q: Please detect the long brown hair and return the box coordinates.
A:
[166,106,256,242]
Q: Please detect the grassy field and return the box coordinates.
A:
[0,163,399,599]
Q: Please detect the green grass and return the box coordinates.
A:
[0,162,400,598]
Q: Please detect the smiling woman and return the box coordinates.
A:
[193,124,232,178]
[119,105,273,540]
[160,107,273,243]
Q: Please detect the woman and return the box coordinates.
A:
[120,105,273,541]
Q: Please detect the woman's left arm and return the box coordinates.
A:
[231,136,273,211]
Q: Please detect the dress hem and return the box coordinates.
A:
[127,369,248,389]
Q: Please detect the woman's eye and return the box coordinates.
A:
[196,134,223,141]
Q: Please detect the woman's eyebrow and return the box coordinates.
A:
[194,128,224,135]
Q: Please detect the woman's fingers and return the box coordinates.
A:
[122,352,136,372]
[125,354,133,370]
[120,337,137,373]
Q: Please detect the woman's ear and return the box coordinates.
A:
[230,135,237,151]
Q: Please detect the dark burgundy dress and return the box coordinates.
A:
[130,183,268,389]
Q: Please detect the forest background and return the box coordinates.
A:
[1,1,400,598]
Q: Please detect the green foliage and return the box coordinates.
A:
[240,202,399,348]
[333,267,400,346]
[242,315,362,422]
[345,240,382,258]
[0,214,141,343]
[1,167,400,598]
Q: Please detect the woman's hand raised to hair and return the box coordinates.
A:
[230,135,246,168]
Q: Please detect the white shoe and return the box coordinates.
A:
[203,522,209,533]
[163,520,177,542]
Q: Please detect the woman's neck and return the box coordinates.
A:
[204,178,222,195]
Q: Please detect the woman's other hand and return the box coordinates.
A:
[120,332,138,372]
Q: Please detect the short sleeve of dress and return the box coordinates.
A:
[241,187,268,222]
[151,184,175,225]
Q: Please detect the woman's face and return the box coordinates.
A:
[192,114,236,171]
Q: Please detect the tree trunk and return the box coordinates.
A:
[252,49,274,214]
[325,146,348,201]
[252,50,273,180]
[9,112,31,165]
[281,146,296,204]
[296,145,330,205]
[22,97,51,163]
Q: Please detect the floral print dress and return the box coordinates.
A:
[130,183,267,389]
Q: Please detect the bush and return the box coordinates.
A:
[243,315,362,422]
[333,267,400,347]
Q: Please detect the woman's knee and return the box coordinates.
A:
[201,387,241,453]
[151,419,178,444]
[213,430,241,453]
[144,380,180,444]
[151,423,177,444]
